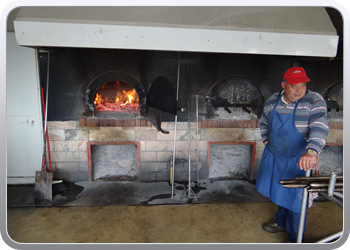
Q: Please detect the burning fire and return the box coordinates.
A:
[94,88,139,112]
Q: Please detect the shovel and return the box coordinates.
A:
[34,52,53,202]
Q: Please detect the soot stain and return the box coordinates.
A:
[140,193,173,205]
[52,182,84,205]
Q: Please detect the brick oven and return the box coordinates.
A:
[11,6,344,186]
[36,48,343,184]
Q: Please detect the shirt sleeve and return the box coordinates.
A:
[306,93,329,154]
[259,108,269,143]
[259,94,278,143]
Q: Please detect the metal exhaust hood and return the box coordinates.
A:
[13,6,339,57]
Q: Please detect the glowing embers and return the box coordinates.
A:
[94,81,139,115]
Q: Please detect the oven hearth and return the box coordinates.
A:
[93,81,139,118]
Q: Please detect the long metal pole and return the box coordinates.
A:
[196,95,199,184]
[171,119,177,198]
[44,52,51,172]
[171,53,181,199]
[44,52,50,137]
[188,109,191,197]
[297,169,311,243]
[187,63,192,197]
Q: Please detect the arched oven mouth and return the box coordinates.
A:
[205,75,264,120]
[83,72,177,134]
[83,71,147,119]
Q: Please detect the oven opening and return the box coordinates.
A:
[93,81,140,117]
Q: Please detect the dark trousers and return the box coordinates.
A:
[275,205,308,243]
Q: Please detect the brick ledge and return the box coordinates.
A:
[202,120,260,128]
[80,118,343,129]
[80,118,152,127]
[201,120,343,129]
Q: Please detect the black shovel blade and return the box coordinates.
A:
[147,76,177,116]
[34,171,53,202]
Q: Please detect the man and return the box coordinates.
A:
[256,66,329,243]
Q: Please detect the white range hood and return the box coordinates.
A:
[13,6,339,57]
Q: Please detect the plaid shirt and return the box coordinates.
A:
[260,89,329,154]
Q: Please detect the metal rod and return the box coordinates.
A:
[186,63,191,197]
[297,169,311,243]
[196,95,199,184]
[280,180,312,185]
[282,184,308,188]
[328,172,337,196]
[281,181,342,187]
[319,192,343,208]
[44,52,51,172]
[171,117,177,199]
[315,231,343,243]
[171,52,181,199]
[44,52,50,137]
[188,111,191,197]
[324,195,343,209]
[294,175,343,180]
[333,192,343,199]
[176,53,180,101]
[309,182,343,187]
[307,188,343,192]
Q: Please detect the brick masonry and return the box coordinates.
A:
[81,118,342,129]
[46,119,343,183]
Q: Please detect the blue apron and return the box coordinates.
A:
[256,93,307,213]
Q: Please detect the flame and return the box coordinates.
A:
[94,88,139,113]
[123,89,138,104]
[94,93,104,105]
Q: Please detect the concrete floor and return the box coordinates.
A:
[5,180,344,245]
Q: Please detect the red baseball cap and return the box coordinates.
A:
[283,67,310,85]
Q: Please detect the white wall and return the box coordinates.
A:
[7,32,43,184]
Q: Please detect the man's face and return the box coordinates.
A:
[281,81,307,103]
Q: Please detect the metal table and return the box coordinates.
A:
[280,171,343,243]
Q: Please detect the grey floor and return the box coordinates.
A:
[6,179,344,246]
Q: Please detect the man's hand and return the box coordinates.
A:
[297,152,317,170]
